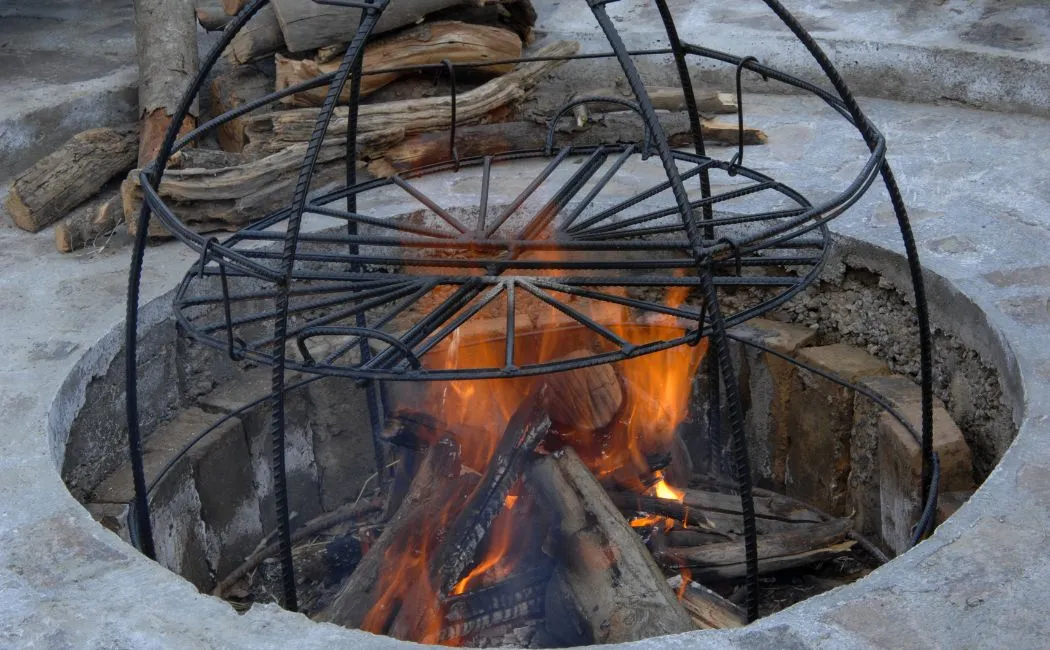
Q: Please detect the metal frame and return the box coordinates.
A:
[124,0,937,625]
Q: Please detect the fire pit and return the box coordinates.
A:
[114,0,949,645]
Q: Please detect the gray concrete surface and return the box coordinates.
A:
[2,1,1050,648]
[0,0,138,182]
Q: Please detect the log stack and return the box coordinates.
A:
[6,0,769,261]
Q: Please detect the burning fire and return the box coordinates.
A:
[365,259,707,644]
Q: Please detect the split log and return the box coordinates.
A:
[387,391,552,641]
[227,4,284,64]
[5,126,138,233]
[272,0,467,53]
[209,64,273,152]
[667,575,746,629]
[574,86,737,118]
[54,189,123,253]
[544,350,624,432]
[274,21,522,108]
[245,40,579,149]
[656,518,854,581]
[529,447,695,645]
[368,112,766,176]
[318,438,476,630]
[122,127,402,237]
[134,0,200,166]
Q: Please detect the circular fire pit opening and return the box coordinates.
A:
[60,232,1014,646]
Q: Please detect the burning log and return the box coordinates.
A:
[387,392,552,641]
[667,575,746,629]
[368,112,767,176]
[317,438,477,629]
[656,518,854,582]
[544,351,624,432]
[529,447,695,645]
[243,40,579,149]
[440,565,550,642]
[274,21,523,107]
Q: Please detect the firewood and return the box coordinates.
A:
[209,64,273,152]
[429,0,537,44]
[227,4,284,64]
[274,21,522,108]
[543,351,624,432]
[271,0,470,54]
[575,86,737,116]
[667,575,746,629]
[368,112,766,176]
[318,438,476,629]
[122,128,402,237]
[5,127,138,233]
[54,189,123,253]
[529,447,695,645]
[195,1,232,31]
[244,40,579,148]
[222,0,249,14]
[440,564,550,642]
[656,518,854,581]
[134,0,200,166]
[387,391,552,641]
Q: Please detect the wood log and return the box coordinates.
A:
[656,518,854,581]
[245,40,579,148]
[575,86,737,117]
[195,0,233,31]
[274,21,522,108]
[227,4,284,64]
[667,575,746,629]
[529,447,695,645]
[222,0,250,14]
[387,391,552,641]
[209,64,273,152]
[271,0,466,53]
[134,0,200,166]
[5,127,138,233]
[122,127,402,237]
[54,189,124,253]
[368,112,766,176]
[543,350,624,432]
[318,438,475,630]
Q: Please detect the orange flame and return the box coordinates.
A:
[365,250,708,644]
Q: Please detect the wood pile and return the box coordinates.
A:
[5,0,767,259]
[212,359,864,647]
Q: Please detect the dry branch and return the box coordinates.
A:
[5,127,138,233]
[529,447,695,645]
[275,21,522,107]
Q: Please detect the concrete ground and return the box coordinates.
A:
[2,1,1050,648]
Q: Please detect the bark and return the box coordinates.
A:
[5,127,137,233]
[134,0,200,165]
[54,189,123,253]
[209,64,274,152]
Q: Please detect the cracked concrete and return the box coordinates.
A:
[2,1,1050,648]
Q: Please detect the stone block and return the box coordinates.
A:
[879,394,974,555]
[305,377,379,512]
[731,318,819,490]
[785,344,890,515]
